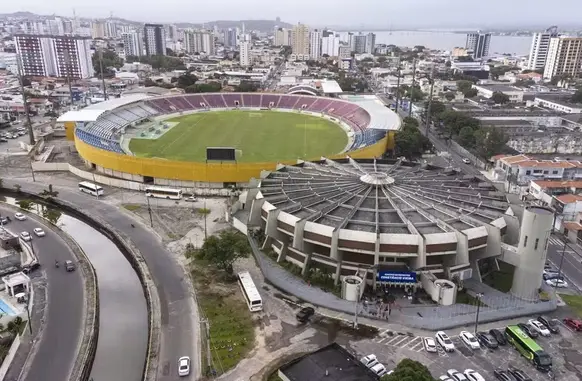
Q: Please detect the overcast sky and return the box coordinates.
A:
[3,0,582,27]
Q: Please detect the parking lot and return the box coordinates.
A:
[350,318,582,381]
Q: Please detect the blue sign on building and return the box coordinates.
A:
[376,271,417,283]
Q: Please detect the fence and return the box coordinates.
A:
[0,335,21,381]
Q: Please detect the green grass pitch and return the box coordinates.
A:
[128,110,348,162]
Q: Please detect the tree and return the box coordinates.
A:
[176,73,198,88]
[17,199,33,211]
[235,81,259,92]
[197,230,250,274]
[457,126,476,148]
[377,56,387,63]
[22,77,31,87]
[456,80,473,94]
[444,91,456,101]
[426,101,446,120]
[407,86,425,102]
[491,91,510,104]
[381,358,435,381]
[42,208,62,225]
[185,82,222,93]
[571,89,582,104]
[474,127,508,159]
[92,50,123,78]
[445,60,452,68]
[463,88,478,98]
[127,55,186,71]
[402,117,419,127]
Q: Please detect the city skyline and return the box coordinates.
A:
[2,0,582,29]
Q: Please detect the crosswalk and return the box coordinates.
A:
[548,237,564,246]
[374,331,430,353]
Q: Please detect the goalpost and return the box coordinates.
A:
[235,149,243,160]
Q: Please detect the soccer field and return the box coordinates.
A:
[128,110,348,162]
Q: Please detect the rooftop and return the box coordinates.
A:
[555,194,582,204]
[279,343,378,381]
[536,94,581,109]
[532,180,582,189]
[475,84,521,92]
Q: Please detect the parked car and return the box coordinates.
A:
[546,278,568,288]
[507,366,532,381]
[296,306,315,323]
[435,331,455,352]
[462,158,471,164]
[494,369,517,381]
[543,272,563,281]
[460,331,480,349]
[360,354,379,368]
[178,356,190,376]
[537,316,559,334]
[489,329,507,345]
[185,196,197,202]
[446,369,468,381]
[14,212,26,221]
[528,319,551,336]
[33,228,45,237]
[370,363,388,377]
[464,369,486,381]
[439,377,453,381]
[0,216,10,224]
[563,318,582,331]
[22,262,41,274]
[65,260,76,272]
[517,323,539,338]
[423,337,437,353]
[20,231,32,241]
[0,138,7,143]
[476,331,498,349]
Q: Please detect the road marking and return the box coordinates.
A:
[392,336,411,347]
[405,337,422,349]
[376,337,388,343]
[385,335,405,345]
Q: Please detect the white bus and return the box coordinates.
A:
[237,271,262,312]
[79,181,104,197]
[145,186,183,200]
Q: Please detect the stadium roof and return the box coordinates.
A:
[259,158,508,235]
[321,81,343,94]
[57,93,153,123]
[341,95,400,131]
[57,109,105,122]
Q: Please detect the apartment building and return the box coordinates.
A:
[184,29,215,55]
[14,34,94,79]
[274,27,290,46]
[465,32,491,59]
[144,24,166,56]
[309,29,321,60]
[321,30,340,57]
[527,27,559,71]
[291,23,310,56]
[240,40,251,67]
[543,36,582,79]
[122,31,142,57]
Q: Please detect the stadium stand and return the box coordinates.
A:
[75,93,394,154]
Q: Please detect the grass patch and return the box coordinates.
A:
[190,259,255,377]
[560,294,582,317]
[122,204,141,212]
[456,291,487,306]
[197,208,211,215]
[129,110,348,162]
[482,261,514,293]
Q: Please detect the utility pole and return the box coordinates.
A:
[408,58,417,118]
[394,55,402,113]
[146,195,154,227]
[474,292,484,333]
[204,197,208,240]
[353,283,360,329]
[99,48,108,100]
[16,54,35,146]
[424,65,436,137]
[201,318,212,374]
[64,49,75,109]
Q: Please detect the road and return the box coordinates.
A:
[0,206,83,381]
[2,179,199,380]
[546,234,582,292]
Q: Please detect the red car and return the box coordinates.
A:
[563,318,582,331]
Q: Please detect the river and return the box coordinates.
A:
[339,30,532,55]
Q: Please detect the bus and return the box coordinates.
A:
[237,271,262,312]
[145,186,182,200]
[505,325,552,371]
[78,181,104,197]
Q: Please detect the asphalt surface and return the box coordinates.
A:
[546,235,582,293]
[3,179,197,380]
[0,206,83,381]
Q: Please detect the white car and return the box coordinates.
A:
[14,212,26,221]
[360,354,379,368]
[462,158,471,164]
[33,228,45,237]
[439,377,453,381]
[370,363,388,377]
[20,232,32,241]
[546,278,568,288]
[464,369,486,381]
[178,356,190,376]
[528,319,551,336]
[460,331,480,350]
[447,369,468,381]
[423,337,437,353]
[435,331,455,352]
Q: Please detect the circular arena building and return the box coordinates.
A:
[241,157,521,291]
[57,92,401,187]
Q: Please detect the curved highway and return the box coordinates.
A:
[0,205,84,381]
[3,180,198,380]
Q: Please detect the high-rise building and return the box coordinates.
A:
[347,32,355,52]
[365,33,376,54]
[465,32,491,59]
[527,27,559,71]
[62,19,73,35]
[144,24,166,56]
[122,31,142,57]
[338,45,351,59]
[224,28,237,48]
[543,36,582,80]
[274,27,289,46]
[168,25,178,42]
[91,21,106,39]
[45,18,64,35]
[321,30,340,57]
[309,29,321,60]
[105,21,117,38]
[353,34,367,54]
[291,23,310,55]
[14,34,94,78]
[240,40,251,66]
[184,30,215,55]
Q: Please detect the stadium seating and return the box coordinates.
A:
[75,93,388,155]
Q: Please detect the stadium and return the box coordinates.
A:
[57,92,400,186]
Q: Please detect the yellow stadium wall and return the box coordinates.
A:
[75,133,389,183]
[64,122,76,141]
